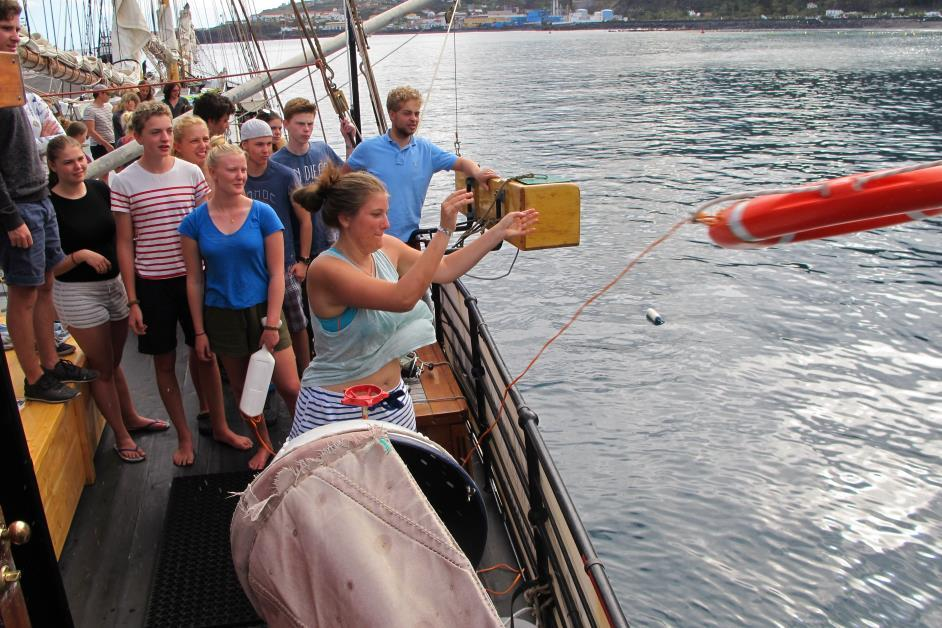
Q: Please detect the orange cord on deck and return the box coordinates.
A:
[478,563,525,597]
[461,217,689,468]
[244,414,275,455]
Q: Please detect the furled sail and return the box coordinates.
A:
[176,3,198,76]
[110,0,150,69]
[157,0,179,53]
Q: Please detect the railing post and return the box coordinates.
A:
[432,283,443,345]
[520,406,552,626]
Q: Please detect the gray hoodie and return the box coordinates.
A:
[0,106,48,231]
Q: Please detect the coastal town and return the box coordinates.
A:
[196,0,942,40]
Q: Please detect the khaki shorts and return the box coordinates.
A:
[204,302,291,358]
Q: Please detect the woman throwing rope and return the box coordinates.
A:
[287,164,538,438]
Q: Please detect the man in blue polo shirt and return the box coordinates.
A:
[344,86,499,242]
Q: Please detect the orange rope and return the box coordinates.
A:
[244,414,275,455]
[478,563,525,597]
[461,218,689,468]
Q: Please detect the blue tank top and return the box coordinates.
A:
[301,248,436,387]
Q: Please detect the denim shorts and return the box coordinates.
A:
[0,198,64,286]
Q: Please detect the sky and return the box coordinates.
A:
[22,0,292,40]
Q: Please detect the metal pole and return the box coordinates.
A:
[0,354,74,626]
[86,0,439,179]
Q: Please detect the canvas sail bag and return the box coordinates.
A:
[231,423,501,627]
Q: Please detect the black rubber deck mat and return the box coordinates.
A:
[145,471,263,628]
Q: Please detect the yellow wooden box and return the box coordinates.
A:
[455,172,581,251]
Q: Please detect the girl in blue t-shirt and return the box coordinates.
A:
[180,138,300,470]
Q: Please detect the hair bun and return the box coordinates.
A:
[292,162,344,213]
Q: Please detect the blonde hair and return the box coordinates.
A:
[120,111,134,134]
[118,92,140,112]
[172,114,209,154]
[292,162,386,229]
[386,86,422,113]
[205,135,245,171]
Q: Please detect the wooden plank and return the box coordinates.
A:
[0,52,25,108]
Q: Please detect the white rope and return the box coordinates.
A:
[422,0,461,115]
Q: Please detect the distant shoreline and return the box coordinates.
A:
[197,17,940,44]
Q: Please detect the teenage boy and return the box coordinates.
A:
[345,86,498,243]
[240,118,311,376]
[0,0,97,403]
[192,91,235,138]
[112,101,251,466]
[271,97,355,258]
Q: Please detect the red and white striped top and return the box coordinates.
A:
[111,159,209,280]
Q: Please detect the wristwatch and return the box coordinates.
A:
[261,316,282,331]
[436,225,453,237]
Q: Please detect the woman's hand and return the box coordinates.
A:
[439,190,473,233]
[494,208,539,240]
[78,250,112,274]
[260,328,279,352]
[195,334,214,361]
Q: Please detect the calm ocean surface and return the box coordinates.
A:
[210,29,942,626]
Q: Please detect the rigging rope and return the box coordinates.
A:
[461,218,689,468]
[422,0,462,116]
[343,0,387,134]
[233,0,284,112]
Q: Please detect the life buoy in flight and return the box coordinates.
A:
[696,164,942,249]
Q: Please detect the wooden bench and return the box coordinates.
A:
[412,344,471,461]
[3,337,104,558]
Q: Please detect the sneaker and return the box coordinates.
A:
[46,359,99,383]
[24,373,79,403]
[56,342,76,357]
[0,323,11,350]
[53,321,71,343]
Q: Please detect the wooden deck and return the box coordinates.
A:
[56,336,516,626]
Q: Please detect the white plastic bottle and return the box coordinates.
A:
[240,345,275,416]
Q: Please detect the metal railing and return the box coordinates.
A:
[432,280,628,627]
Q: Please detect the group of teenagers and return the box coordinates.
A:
[2,0,538,470]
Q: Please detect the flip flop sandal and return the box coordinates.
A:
[128,419,171,433]
[114,445,146,463]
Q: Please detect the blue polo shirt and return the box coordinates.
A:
[347,132,458,241]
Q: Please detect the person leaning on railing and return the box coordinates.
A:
[287,163,538,439]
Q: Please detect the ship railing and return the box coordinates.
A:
[432,280,629,628]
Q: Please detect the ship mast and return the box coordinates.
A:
[87,0,440,177]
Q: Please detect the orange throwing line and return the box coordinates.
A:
[462,217,689,467]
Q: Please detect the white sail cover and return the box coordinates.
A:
[157,0,178,53]
[110,0,150,66]
[231,422,502,628]
[176,4,197,70]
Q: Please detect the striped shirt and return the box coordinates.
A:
[111,159,209,279]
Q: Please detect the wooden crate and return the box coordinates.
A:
[3,331,104,557]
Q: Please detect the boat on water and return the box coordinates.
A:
[0,1,628,626]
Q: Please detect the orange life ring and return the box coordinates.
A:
[701,165,942,248]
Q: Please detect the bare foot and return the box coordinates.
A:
[248,447,272,471]
[173,442,195,467]
[214,429,253,451]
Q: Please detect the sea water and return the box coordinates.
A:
[210,29,942,625]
